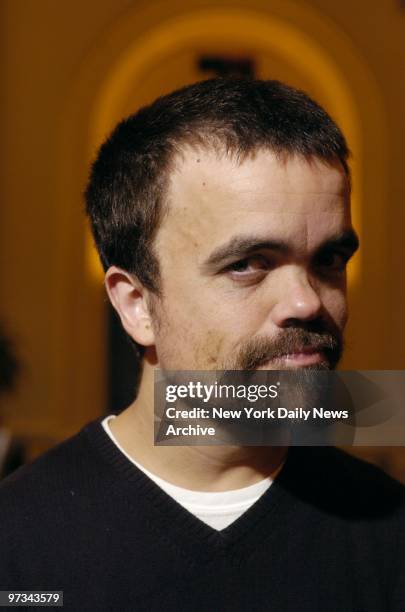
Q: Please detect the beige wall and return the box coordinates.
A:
[0,0,404,475]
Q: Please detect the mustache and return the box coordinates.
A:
[228,327,343,370]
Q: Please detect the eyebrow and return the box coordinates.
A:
[200,229,360,271]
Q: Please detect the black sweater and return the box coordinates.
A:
[0,417,404,612]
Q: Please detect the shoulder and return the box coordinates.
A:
[323,446,404,496]
[284,446,405,521]
[0,418,108,527]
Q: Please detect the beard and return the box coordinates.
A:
[220,324,343,371]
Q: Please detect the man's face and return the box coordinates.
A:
[150,148,358,370]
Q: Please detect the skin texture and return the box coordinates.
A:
[105,148,358,491]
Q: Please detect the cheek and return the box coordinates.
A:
[194,329,228,367]
[156,270,267,365]
[153,294,232,368]
[162,271,237,332]
[322,286,348,327]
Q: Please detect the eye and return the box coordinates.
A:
[225,255,270,279]
[316,250,350,273]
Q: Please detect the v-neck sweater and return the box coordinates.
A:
[0,416,404,612]
[101,414,278,530]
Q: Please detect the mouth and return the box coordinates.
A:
[257,347,327,369]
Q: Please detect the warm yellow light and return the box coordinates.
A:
[85,6,364,288]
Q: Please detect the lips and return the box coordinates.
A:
[279,351,324,365]
[270,346,326,367]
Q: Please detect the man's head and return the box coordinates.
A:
[85,78,358,372]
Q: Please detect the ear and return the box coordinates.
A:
[104,266,155,347]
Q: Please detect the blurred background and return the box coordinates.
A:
[1,0,404,480]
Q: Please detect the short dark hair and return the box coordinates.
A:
[85,78,350,294]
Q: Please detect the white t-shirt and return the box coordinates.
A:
[102,415,282,530]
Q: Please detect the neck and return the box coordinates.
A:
[109,359,287,492]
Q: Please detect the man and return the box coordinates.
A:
[0,78,404,611]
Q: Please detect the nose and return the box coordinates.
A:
[270,266,323,328]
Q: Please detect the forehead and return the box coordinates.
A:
[157,148,351,258]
